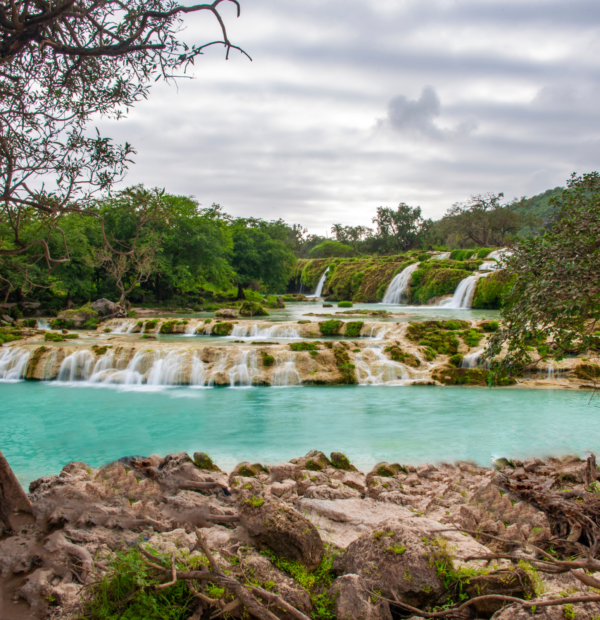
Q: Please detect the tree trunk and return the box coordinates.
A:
[236,282,245,300]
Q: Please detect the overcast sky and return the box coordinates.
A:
[100,0,600,235]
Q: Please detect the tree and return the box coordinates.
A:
[372,203,426,252]
[331,224,373,250]
[230,220,296,299]
[484,172,600,379]
[0,0,248,294]
[442,193,535,247]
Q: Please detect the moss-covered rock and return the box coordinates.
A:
[410,264,477,305]
[159,319,185,333]
[472,269,515,309]
[25,346,47,379]
[384,345,421,368]
[261,352,275,366]
[290,341,319,351]
[193,452,221,471]
[239,301,269,317]
[52,304,100,329]
[212,321,234,336]
[334,347,357,384]
[406,321,460,356]
[319,320,343,336]
[575,364,600,380]
[432,367,503,386]
[344,321,364,337]
[330,452,358,471]
[449,354,464,368]
[232,462,268,477]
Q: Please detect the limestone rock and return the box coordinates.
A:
[215,308,237,319]
[90,298,123,316]
[0,449,32,530]
[230,462,268,479]
[329,574,385,620]
[193,452,221,471]
[239,495,324,569]
[330,452,358,471]
[291,450,332,471]
[464,568,535,617]
[269,462,297,483]
[304,483,361,500]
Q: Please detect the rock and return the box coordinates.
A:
[215,308,237,319]
[90,298,123,316]
[231,462,268,479]
[333,518,446,606]
[493,457,515,470]
[193,452,221,471]
[270,480,297,499]
[416,463,436,477]
[291,450,333,471]
[54,305,100,329]
[341,471,367,495]
[239,495,324,569]
[331,452,358,471]
[329,574,385,620]
[368,462,405,478]
[464,568,534,617]
[1,314,15,324]
[270,462,297,483]
[304,484,361,500]
[239,301,269,317]
[0,449,32,530]
[277,296,285,308]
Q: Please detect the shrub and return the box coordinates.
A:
[319,320,343,336]
[308,240,354,258]
[417,253,430,261]
[333,347,357,384]
[450,249,476,261]
[461,329,484,348]
[338,301,353,308]
[344,321,364,337]
[290,342,318,351]
[477,248,493,258]
[212,322,233,336]
[472,270,515,309]
[449,354,464,367]
[239,301,269,317]
[480,320,500,332]
[261,352,275,366]
[443,319,469,331]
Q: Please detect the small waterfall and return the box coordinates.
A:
[486,248,512,261]
[42,350,59,380]
[90,350,147,385]
[272,354,301,387]
[366,325,387,340]
[184,322,198,337]
[208,351,229,386]
[230,324,300,340]
[478,262,497,271]
[432,252,451,260]
[461,350,482,369]
[228,350,258,387]
[110,320,133,334]
[146,350,189,386]
[382,263,420,304]
[307,267,330,298]
[37,319,51,330]
[57,350,96,382]
[0,348,31,382]
[354,346,413,385]
[190,353,207,387]
[439,273,489,309]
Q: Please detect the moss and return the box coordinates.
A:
[449,354,464,367]
[333,347,357,384]
[309,350,318,356]
[450,249,477,260]
[344,321,364,337]
[193,452,220,471]
[472,269,516,309]
[384,345,421,367]
[330,452,354,470]
[91,345,109,356]
[159,320,177,333]
[290,341,319,351]
[480,320,500,332]
[144,319,159,330]
[239,301,269,317]
[211,322,233,336]
[575,364,600,380]
[0,327,23,344]
[406,321,460,356]
[432,367,516,386]
[261,352,275,367]
[410,266,477,305]
[442,319,470,330]
[25,346,47,379]
[338,301,353,308]
[461,329,484,348]
[297,320,311,324]
[44,332,66,342]
[319,320,343,336]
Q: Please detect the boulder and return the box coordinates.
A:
[54,305,100,329]
[277,296,285,308]
[269,462,298,483]
[291,450,332,471]
[239,301,269,317]
[90,298,124,317]
[193,452,221,471]
[239,494,324,569]
[464,569,535,617]
[368,462,405,478]
[215,308,237,319]
[304,484,361,500]
[329,574,385,620]
[331,452,358,471]
[333,518,445,606]
[230,462,268,479]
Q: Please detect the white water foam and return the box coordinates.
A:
[230,324,300,340]
[0,347,31,382]
[381,263,420,304]
[271,354,301,387]
[307,267,330,298]
[438,273,490,309]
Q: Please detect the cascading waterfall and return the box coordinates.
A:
[354,346,414,385]
[486,248,512,261]
[307,267,330,298]
[146,350,189,386]
[381,263,420,304]
[366,325,387,339]
[230,324,300,340]
[228,350,258,387]
[37,319,51,330]
[184,322,198,337]
[110,320,133,334]
[42,350,59,380]
[190,353,207,387]
[439,273,489,309]
[0,348,31,382]
[461,350,483,369]
[432,252,451,260]
[208,351,228,386]
[271,354,301,387]
[57,350,96,382]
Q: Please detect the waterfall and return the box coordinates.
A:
[208,351,229,386]
[0,348,31,382]
[271,354,301,387]
[57,350,96,382]
[354,346,413,385]
[439,273,489,309]
[184,322,198,337]
[37,319,51,330]
[431,252,451,260]
[146,350,188,386]
[307,267,330,298]
[230,324,300,340]
[478,261,497,271]
[110,320,133,334]
[461,349,483,369]
[366,325,387,339]
[486,248,512,261]
[190,353,207,387]
[382,263,420,304]
[42,350,59,380]
[89,350,147,385]
[228,350,258,387]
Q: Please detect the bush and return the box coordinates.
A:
[344,321,364,337]
[319,320,343,336]
[449,354,464,367]
[480,320,500,332]
[338,301,353,308]
[308,240,354,258]
[261,352,275,366]
[450,249,476,261]
[472,270,515,309]
[417,253,430,261]
[477,248,493,258]
[239,301,269,317]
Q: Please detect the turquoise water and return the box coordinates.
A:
[0,382,597,487]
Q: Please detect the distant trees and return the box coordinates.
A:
[309,240,354,258]
[331,224,373,250]
[371,204,432,253]
[484,173,600,378]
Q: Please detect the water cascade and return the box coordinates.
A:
[354,346,415,385]
[432,252,451,260]
[439,273,489,309]
[271,354,301,387]
[110,320,135,334]
[230,324,300,340]
[461,350,483,369]
[0,348,31,382]
[381,263,420,304]
[37,319,51,330]
[190,354,207,387]
[366,325,388,339]
[228,350,259,387]
[184,322,198,337]
[42,350,59,380]
[307,267,330,298]
[486,248,512,261]
[146,350,189,386]
[208,351,229,386]
[57,350,96,382]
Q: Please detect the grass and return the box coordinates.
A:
[337,301,353,308]
[290,341,319,351]
[344,321,364,337]
[319,320,343,336]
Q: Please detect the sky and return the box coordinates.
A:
[99,0,600,235]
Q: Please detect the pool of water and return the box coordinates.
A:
[0,382,596,487]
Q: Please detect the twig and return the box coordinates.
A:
[156,552,177,589]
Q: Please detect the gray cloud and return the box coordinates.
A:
[98,0,600,233]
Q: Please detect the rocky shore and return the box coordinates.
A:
[1,450,600,620]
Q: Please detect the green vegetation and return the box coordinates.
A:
[409,261,480,305]
[330,452,353,470]
[309,240,354,258]
[472,270,515,309]
[0,327,24,344]
[337,301,353,308]
[211,322,233,337]
[290,342,319,351]
[159,320,185,334]
[333,347,357,384]
[239,301,269,317]
[344,321,364,337]
[319,320,343,336]
[406,321,465,356]
[384,345,421,367]
[44,331,79,342]
[449,354,464,367]
[261,352,275,366]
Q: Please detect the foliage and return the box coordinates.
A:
[261,352,275,367]
[308,240,354,258]
[410,266,475,305]
[239,302,269,317]
[406,322,461,356]
[338,301,353,308]
[372,204,431,252]
[82,547,194,620]
[472,270,515,309]
[290,342,319,351]
[449,354,464,367]
[484,173,600,379]
[344,321,364,337]
[211,322,233,337]
[384,345,421,367]
[319,320,343,336]
[333,348,357,384]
